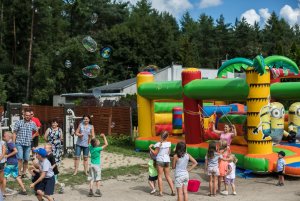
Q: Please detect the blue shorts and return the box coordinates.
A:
[75,145,89,157]
[16,144,31,161]
[36,176,55,196]
[4,165,19,178]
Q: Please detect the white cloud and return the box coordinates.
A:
[259,8,271,24]
[240,9,260,26]
[119,0,193,17]
[280,4,300,26]
[199,0,222,9]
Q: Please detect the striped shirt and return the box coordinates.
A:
[14,119,37,146]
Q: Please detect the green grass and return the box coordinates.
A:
[105,145,148,159]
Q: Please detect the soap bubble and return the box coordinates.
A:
[100,47,112,59]
[82,64,100,78]
[82,36,97,52]
[111,122,115,128]
[91,13,98,24]
[65,60,72,68]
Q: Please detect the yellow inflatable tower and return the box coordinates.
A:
[246,67,273,154]
[137,72,154,137]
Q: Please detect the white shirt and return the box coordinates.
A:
[154,142,171,162]
[0,141,7,163]
[226,162,236,179]
[39,158,54,178]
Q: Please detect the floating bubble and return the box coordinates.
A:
[82,36,97,52]
[100,47,112,59]
[82,64,100,78]
[91,13,98,24]
[65,60,72,68]
[111,122,115,128]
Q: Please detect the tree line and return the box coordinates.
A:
[1,0,300,105]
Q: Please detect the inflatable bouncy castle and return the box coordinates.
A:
[135,55,300,176]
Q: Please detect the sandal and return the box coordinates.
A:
[155,192,163,197]
[171,192,176,196]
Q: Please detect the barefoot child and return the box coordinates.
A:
[30,148,55,201]
[205,141,219,197]
[2,131,27,195]
[276,151,286,186]
[221,154,238,195]
[148,147,158,194]
[88,134,108,197]
[173,142,198,201]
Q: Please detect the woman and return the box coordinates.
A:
[149,131,176,197]
[44,118,63,165]
[212,122,237,147]
[73,115,95,176]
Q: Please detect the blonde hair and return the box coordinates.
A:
[4,131,13,138]
[230,154,238,164]
[219,140,228,151]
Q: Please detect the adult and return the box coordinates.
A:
[149,131,176,197]
[44,118,63,165]
[73,115,95,176]
[29,109,41,150]
[212,122,237,147]
[13,109,37,177]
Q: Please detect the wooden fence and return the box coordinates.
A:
[0,105,132,136]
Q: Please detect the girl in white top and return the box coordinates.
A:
[221,154,238,196]
[149,131,175,197]
[172,142,197,201]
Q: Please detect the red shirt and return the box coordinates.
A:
[31,117,41,136]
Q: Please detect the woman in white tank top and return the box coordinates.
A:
[149,131,175,197]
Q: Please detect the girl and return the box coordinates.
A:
[218,140,230,193]
[205,141,219,197]
[172,142,197,201]
[212,120,237,146]
[74,115,95,176]
[149,131,175,197]
[221,154,238,195]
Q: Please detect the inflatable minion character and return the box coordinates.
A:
[253,105,271,140]
[288,102,300,142]
[270,102,287,144]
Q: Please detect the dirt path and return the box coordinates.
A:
[4,151,300,201]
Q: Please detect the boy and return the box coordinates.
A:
[88,133,108,197]
[30,148,55,201]
[2,131,27,195]
[276,151,286,186]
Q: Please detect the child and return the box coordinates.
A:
[30,148,55,201]
[218,140,229,193]
[88,133,108,197]
[0,136,6,194]
[148,150,158,194]
[44,144,63,193]
[2,131,27,195]
[205,141,219,197]
[173,142,197,201]
[221,154,238,195]
[276,151,286,186]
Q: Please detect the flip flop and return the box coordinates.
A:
[155,192,163,197]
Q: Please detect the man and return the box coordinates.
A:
[30,109,41,150]
[13,109,37,177]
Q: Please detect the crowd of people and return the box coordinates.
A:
[0,109,287,201]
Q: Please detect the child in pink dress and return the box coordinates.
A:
[218,140,230,193]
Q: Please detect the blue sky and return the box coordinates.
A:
[120,0,300,26]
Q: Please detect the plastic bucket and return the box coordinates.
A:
[187,179,201,192]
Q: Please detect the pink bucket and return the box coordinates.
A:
[187,179,201,192]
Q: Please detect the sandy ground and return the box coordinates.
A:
[4,151,300,201]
